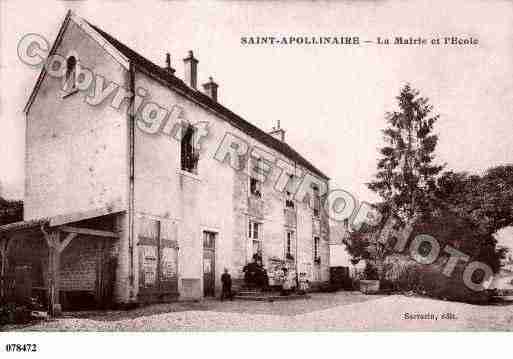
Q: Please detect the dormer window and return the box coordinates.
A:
[181,124,199,174]
[63,55,78,93]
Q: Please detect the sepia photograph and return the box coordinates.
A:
[0,0,512,355]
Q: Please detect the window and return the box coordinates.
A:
[249,158,262,198]
[285,192,294,208]
[248,220,262,259]
[312,185,321,217]
[250,177,262,198]
[62,56,78,93]
[203,231,216,249]
[285,175,295,208]
[313,236,320,264]
[181,124,198,173]
[248,221,260,240]
[285,231,295,260]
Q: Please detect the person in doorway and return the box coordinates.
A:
[220,268,233,301]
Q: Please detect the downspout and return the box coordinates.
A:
[127,63,136,296]
[294,162,299,287]
[295,211,299,287]
[325,180,330,283]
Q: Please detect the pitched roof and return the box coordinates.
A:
[86,21,329,180]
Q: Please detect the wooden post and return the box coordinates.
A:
[45,230,60,316]
[41,226,77,316]
[0,236,8,300]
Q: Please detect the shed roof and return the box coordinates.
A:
[0,218,48,235]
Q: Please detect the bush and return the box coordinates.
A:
[390,261,491,304]
[0,302,16,325]
[393,263,423,292]
[0,302,32,325]
[417,264,491,304]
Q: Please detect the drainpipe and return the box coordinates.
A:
[295,215,299,287]
[127,63,136,297]
[294,163,299,287]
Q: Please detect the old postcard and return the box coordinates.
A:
[0,0,512,350]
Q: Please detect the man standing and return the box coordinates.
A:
[221,268,233,301]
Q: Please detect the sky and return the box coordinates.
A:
[1,0,512,247]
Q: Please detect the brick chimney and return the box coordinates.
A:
[269,120,286,142]
[202,76,218,102]
[183,50,198,89]
[164,52,175,75]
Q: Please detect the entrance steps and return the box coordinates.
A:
[234,287,310,302]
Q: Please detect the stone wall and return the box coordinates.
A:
[6,231,118,296]
[25,18,128,221]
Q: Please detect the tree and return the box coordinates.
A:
[0,197,23,226]
[433,165,513,272]
[436,166,513,233]
[347,84,444,279]
[346,86,510,283]
[479,165,513,233]
[368,84,444,221]
[412,209,505,273]
[342,219,394,280]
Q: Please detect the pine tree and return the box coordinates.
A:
[368,84,444,220]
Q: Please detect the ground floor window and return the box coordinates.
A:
[313,236,320,265]
[285,230,295,260]
[248,220,262,260]
[203,231,216,249]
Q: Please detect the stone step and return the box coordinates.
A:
[233,293,310,302]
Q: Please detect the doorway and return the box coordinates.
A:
[203,231,216,297]
[137,217,179,303]
[313,236,321,281]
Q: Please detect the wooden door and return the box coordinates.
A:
[138,218,159,302]
[137,217,178,303]
[203,231,216,297]
[313,236,321,281]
